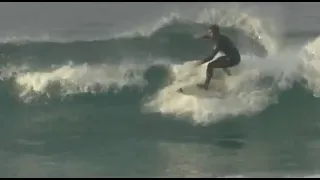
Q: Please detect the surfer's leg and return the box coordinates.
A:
[198,56,232,90]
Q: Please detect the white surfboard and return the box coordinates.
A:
[177,79,228,98]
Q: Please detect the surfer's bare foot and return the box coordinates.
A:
[197,83,208,90]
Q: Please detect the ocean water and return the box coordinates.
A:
[1,2,320,178]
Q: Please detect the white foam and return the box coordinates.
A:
[0,63,30,81]
[143,53,300,124]
[14,61,147,103]
[300,36,320,97]
[115,12,182,38]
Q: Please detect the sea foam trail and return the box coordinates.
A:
[300,36,320,97]
[14,62,147,103]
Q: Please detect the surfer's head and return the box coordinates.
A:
[208,24,220,38]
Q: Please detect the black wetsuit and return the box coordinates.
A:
[199,34,241,89]
[201,34,240,66]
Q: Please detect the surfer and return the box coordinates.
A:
[195,24,241,90]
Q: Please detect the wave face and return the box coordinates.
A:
[1,2,320,178]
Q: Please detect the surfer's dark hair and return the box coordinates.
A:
[209,24,220,34]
